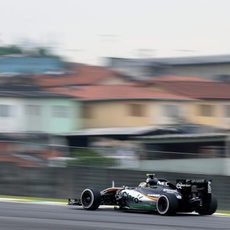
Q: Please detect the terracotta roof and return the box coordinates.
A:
[152,81,230,99]
[35,64,128,87]
[151,75,212,82]
[48,85,192,101]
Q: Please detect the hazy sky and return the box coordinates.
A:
[0,0,230,64]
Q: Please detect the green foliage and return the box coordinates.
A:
[0,45,58,58]
[68,148,115,167]
[36,47,49,56]
[0,45,23,55]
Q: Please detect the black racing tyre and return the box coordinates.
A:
[156,194,178,215]
[81,188,101,210]
[195,196,218,215]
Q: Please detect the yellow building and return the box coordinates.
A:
[75,85,192,128]
[46,69,230,130]
[143,77,230,129]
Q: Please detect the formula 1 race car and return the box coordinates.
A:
[68,174,217,215]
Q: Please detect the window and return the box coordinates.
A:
[52,105,69,118]
[162,104,180,118]
[0,104,11,117]
[26,105,41,116]
[224,105,230,117]
[82,105,93,119]
[199,104,214,117]
[129,104,145,117]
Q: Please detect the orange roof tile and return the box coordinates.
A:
[48,85,192,101]
[151,75,213,82]
[35,64,128,87]
[152,81,230,99]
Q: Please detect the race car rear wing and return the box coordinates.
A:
[176,179,212,194]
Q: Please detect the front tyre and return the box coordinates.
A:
[156,194,178,215]
[195,196,217,215]
[81,188,101,210]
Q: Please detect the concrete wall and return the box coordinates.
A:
[0,164,229,210]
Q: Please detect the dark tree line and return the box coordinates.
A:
[0,45,57,57]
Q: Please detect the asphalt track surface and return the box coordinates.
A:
[0,202,229,230]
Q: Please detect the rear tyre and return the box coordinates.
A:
[81,188,101,210]
[195,196,217,215]
[156,194,178,215]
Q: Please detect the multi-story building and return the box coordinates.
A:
[0,82,80,133]
[50,85,192,129]
[143,77,230,129]
[32,63,230,130]
[107,55,230,81]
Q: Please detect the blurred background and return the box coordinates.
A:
[0,0,229,210]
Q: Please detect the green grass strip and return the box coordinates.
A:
[0,195,66,203]
[217,210,230,215]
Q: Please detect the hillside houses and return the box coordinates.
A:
[0,57,229,167]
[34,65,230,130]
[48,84,192,128]
[0,60,229,132]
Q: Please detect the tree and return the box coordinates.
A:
[0,44,58,58]
[0,45,23,55]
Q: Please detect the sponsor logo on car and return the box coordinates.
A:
[147,194,160,198]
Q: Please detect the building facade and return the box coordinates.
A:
[107,55,230,81]
[81,99,191,128]
[0,95,80,133]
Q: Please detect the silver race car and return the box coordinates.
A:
[68,174,217,215]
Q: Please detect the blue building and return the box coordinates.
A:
[0,56,66,75]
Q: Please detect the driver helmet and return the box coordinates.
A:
[146,175,159,186]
